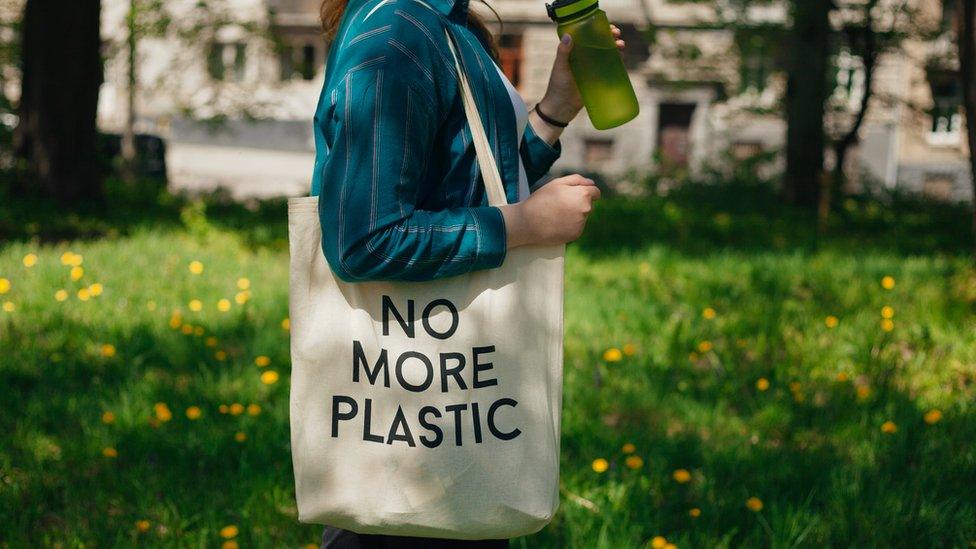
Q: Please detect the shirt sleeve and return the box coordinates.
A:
[519,119,562,186]
[318,45,508,283]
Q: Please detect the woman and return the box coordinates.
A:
[312,0,625,544]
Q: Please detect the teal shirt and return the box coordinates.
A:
[310,0,562,282]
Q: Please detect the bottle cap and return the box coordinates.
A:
[545,0,599,22]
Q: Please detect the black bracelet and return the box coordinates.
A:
[533,103,569,128]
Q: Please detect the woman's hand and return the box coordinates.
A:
[497,174,601,248]
[536,24,626,125]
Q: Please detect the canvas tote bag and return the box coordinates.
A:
[286,27,566,540]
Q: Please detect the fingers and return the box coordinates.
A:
[556,33,573,61]
[561,174,595,186]
[610,24,625,50]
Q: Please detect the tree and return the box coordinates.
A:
[14,0,103,203]
[959,0,976,258]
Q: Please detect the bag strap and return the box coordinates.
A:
[443,29,508,207]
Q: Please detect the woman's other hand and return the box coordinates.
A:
[537,24,626,125]
[498,174,601,248]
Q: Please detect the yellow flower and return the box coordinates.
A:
[824,315,839,328]
[281,317,291,330]
[222,541,239,549]
[856,385,871,400]
[603,347,623,362]
[229,403,245,416]
[219,524,239,539]
[77,288,91,301]
[60,251,76,266]
[179,323,193,335]
[68,253,83,266]
[169,313,182,329]
[650,536,667,548]
[735,338,748,348]
[789,381,802,393]
[193,326,204,336]
[622,343,637,356]
[205,336,218,347]
[702,307,716,319]
[102,447,118,458]
[23,253,38,267]
[89,283,103,296]
[836,372,849,382]
[881,275,895,290]
[188,261,204,274]
[101,344,116,358]
[189,299,203,312]
[261,370,280,385]
[881,420,897,434]
[135,519,151,533]
[756,378,770,391]
[70,266,84,281]
[218,404,229,414]
[625,455,644,469]
[102,411,116,424]
[923,409,942,425]
[55,289,68,302]
[154,402,173,422]
[622,442,636,454]
[591,458,609,473]
[235,431,247,442]
[235,291,250,305]
[745,497,763,512]
[672,469,691,483]
[0,278,10,294]
[215,350,228,361]
[664,544,676,549]
[247,403,261,416]
[688,507,701,518]
[688,352,699,362]
[185,406,202,420]
[881,319,894,332]
[217,299,231,312]
[697,340,712,353]
[2,301,14,312]
[237,277,250,290]
[881,306,894,319]
[255,355,271,367]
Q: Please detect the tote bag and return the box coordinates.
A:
[287,27,566,540]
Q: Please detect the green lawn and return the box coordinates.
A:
[2,183,975,547]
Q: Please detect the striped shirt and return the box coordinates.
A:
[310,0,562,282]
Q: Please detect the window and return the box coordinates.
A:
[207,42,247,82]
[279,45,295,81]
[279,42,318,81]
[498,33,523,89]
[737,34,775,93]
[832,48,865,108]
[584,138,614,167]
[928,74,962,145]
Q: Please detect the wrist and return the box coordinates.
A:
[497,203,532,249]
[538,95,581,125]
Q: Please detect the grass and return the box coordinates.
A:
[1,181,976,547]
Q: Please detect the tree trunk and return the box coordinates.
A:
[121,0,138,182]
[784,0,831,209]
[959,0,976,260]
[14,0,104,204]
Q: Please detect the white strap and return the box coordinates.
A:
[443,29,508,207]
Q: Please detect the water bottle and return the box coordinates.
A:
[546,0,640,129]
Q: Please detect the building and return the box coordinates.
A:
[93,0,971,200]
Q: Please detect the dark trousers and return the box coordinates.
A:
[321,526,509,548]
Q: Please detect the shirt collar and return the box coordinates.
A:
[421,0,469,23]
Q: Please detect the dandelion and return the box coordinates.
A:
[924,409,943,425]
[70,266,84,281]
[881,276,895,290]
[247,403,261,416]
[102,411,116,424]
[702,307,716,319]
[235,291,250,305]
[77,288,91,301]
[217,299,231,312]
[745,497,763,512]
[672,469,691,483]
[169,313,182,329]
[181,324,193,335]
[235,431,247,442]
[591,458,609,473]
[650,536,668,548]
[59,252,75,266]
[154,402,173,422]
[281,317,291,330]
[55,290,68,302]
[23,253,37,267]
[622,343,637,356]
[881,319,894,332]
[135,519,151,533]
[697,340,712,353]
[789,381,802,393]
[101,344,116,358]
[237,277,250,290]
[89,283,103,296]
[856,385,871,400]
[215,350,228,361]
[219,524,239,539]
[2,301,14,312]
[688,352,699,362]
[255,355,271,367]
[206,336,218,347]
[102,447,118,458]
[881,306,894,319]
[222,541,239,549]
[261,370,280,385]
[625,455,644,469]
[881,421,898,434]
[219,404,229,414]
[185,406,202,420]
[836,372,849,382]
[229,403,245,416]
[193,326,204,336]
[825,315,839,328]
[189,299,203,312]
[689,507,701,518]
[622,443,636,454]
[188,261,204,274]
[664,544,676,549]
[0,278,9,294]
[603,348,623,362]
[756,378,770,391]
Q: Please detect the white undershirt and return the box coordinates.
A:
[493,63,531,203]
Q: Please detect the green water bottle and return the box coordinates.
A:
[546,0,639,129]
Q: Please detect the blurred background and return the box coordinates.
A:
[1,0,976,547]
